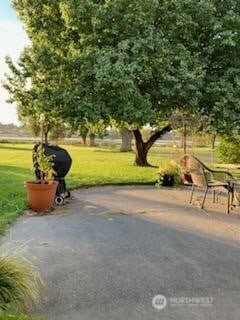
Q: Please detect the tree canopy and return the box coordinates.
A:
[10,0,206,123]
[4,0,240,164]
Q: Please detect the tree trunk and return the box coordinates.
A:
[44,130,49,144]
[211,133,217,149]
[89,133,96,146]
[182,123,187,155]
[82,134,87,145]
[120,127,133,152]
[133,124,172,166]
[134,141,149,166]
[79,125,89,145]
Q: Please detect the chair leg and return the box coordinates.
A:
[201,187,208,209]
[226,183,235,213]
[231,186,234,207]
[227,190,230,214]
[189,184,195,204]
[212,189,216,203]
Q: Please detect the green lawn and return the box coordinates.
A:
[0,143,164,234]
[0,143,221,234]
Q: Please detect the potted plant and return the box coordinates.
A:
[156,161,181,187]
[179,157,193,185]
[25,113,58,212]
[180,170,193,185]
[25,144,58,212]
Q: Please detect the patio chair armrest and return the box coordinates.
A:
[213,170,233,177]
[208,169,234,181]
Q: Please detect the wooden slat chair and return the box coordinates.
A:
[182,154,234,213]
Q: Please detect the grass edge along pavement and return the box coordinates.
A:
[0,142,224,235]
[0,143,163,235]
[0,316,43,320]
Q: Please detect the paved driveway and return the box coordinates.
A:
[2,186,240,320]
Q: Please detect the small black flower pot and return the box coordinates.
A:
[161,174,175,187]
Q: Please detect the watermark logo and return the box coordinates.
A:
[152,295,214,310]
[169,296,214,307]
[152,295,168,310]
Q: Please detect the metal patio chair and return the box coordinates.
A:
[182,154,234,213]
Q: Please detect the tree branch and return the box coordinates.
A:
[146,124,172,150]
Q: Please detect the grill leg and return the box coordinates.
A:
[189,184,195,204]
[201,187,208,209]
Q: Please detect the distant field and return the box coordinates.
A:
[0,143,217,234]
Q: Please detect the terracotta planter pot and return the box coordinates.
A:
[26,180,58,212]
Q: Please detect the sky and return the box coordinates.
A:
[0,0,29,125]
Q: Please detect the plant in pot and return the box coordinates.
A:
[156,161,181,187]
[180,169,193,185]
[179,157,193,185]
[25,144,58,212]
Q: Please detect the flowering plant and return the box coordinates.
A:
[156,161,181,187]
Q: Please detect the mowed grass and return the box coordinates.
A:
[66,146,163,188]
[0,142,221,234]
[0,143,164,234]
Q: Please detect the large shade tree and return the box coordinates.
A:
[5,0,240,165]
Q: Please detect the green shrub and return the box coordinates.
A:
[0,255,43,314]
[216,136,240,163]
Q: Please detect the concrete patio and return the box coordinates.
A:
[2,186,240,320]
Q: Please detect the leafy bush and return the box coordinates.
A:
[216,136,240,163]
[0,254,43,314]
